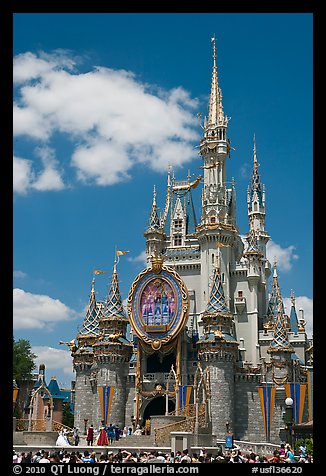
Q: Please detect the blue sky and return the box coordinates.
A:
[13,13,313,388]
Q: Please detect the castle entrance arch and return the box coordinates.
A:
[142,396,175,426]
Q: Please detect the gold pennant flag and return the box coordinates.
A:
[93,269,106,275]
[116,250,129,256]
[216,242,228,247]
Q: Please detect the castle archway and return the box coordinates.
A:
[142,396,175,426]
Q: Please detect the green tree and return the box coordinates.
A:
[13,338,37,381]
[62,402,74,428]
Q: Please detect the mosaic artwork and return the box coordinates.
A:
[140,278,176,326]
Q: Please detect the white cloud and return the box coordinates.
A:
[13,270,27,279]
[13,288,79,330]
[13,148,65,194]
[266,239,299,272]
[32,346,75,382]
[13,156,34,194]
[127,251,147,266]
[13,50,76,84]
[13,51,199,192]
[32,146,65,191]
[284,295,313,338]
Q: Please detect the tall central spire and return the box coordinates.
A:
[208,35,224,127]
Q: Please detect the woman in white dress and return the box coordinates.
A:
[56,430,71,447]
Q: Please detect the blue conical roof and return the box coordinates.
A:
[103,263,127,320]
[206,266,229,314]
[289,292,299,333]
[78,278,101,339]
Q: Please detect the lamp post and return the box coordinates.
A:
[83,418,88,436]
[284,397,294,447]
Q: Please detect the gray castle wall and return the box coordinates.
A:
[206,357,235,439]
[74,369,94,431]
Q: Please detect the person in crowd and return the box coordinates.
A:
[96,424,109,446]
[38,451,50,463]
[86,424,94,446]
[73,427,80,446]
[82,450,94,463]
[285,443,296,463]
[180,449,192,463]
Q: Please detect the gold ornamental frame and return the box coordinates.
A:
[127,259,189,351]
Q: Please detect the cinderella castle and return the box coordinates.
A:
[63,38,313,446]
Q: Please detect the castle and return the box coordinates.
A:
[67,38,313,445]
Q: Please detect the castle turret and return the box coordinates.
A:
[246,136,270,261]
[196,37,243,316]
[92,260,132,428]
[144,185,165,262]
[267,302,294,383]
[196,247,239,438]
[72,277,102,430]
[264,259,285,330]
[289,291,299,334]
[199,36,230,227]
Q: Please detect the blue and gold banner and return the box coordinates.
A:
[98,386,115,426]
[179,385,193,410]
[284,383,306,424]
[258,386,276,440]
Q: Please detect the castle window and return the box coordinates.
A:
[212,254,215,264]
[174,219,183,230]
[238,291,243,298]
[174,235,182,246]
[210,216,216,224]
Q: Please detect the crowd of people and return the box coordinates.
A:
[13,443,313,463]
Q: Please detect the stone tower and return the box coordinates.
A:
[92,261,133,428]
[72,278,101,430]
[196,247,239,439]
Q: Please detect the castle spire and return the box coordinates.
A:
[247,135,265,227]
[268,302,294,354]
[199,37,231,227]
[148,185,160,230]
[77,277,101,346]
[206,249,230,315]
[208,35,224,127]
[266,258,285,324]
[289,290,299,334]
[103,261,127,321]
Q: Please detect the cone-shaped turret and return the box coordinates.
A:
[93,259,132,362]
[199,248,236,341]
[148,185,160,231]
[265,259,284,328]
[289,290,299,334]
[77,278,101,347]
[268,302,294,354]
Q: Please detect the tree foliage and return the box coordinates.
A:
[62,402,74,429]
[13,338,37,381]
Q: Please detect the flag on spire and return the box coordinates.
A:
[93,269,106,275]
[116,250,129,256]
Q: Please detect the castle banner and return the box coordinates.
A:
[284,383,306,424]
[179,385,193,410]
[98,386,115,426]
[258,385,276,440]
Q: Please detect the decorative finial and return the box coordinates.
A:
[153,185,157,205]
[273,257,277,277]
[253,134,257,163]
[290,289,295,305]
[211,34,216,59]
